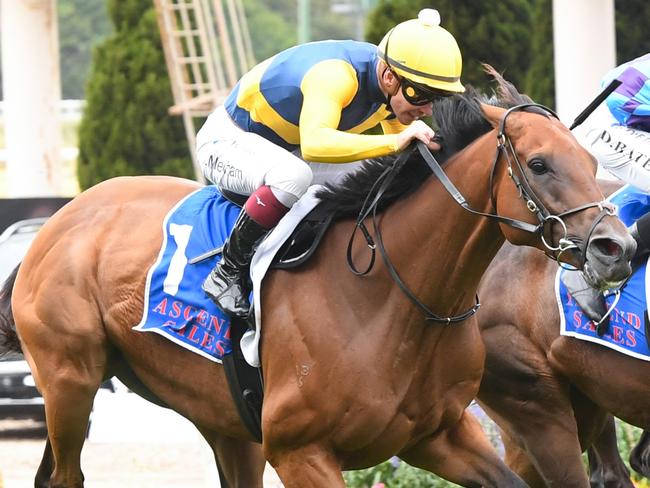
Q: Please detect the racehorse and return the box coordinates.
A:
[476,179,649,488]
[0,68,635,488]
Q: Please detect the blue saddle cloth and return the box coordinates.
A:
[557,185,650,361]
[133,186,241,362]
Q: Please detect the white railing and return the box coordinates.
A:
[0,99,85,122]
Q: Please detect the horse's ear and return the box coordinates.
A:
[479,103,505,129]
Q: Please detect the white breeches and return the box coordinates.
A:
[582,124,650,192]
[196,106,364,204]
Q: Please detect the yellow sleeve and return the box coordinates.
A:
[299,60,400,163]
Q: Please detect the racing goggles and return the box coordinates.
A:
[398,75,453,106]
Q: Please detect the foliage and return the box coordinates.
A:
[243,0,296,60]
[243,0,359,61]
[344,457,458,488]
[262,0,356,41]
[614,419,650,487]
[58,0,112,99]
[615,0,650,64]
[76,0,192,189]
[524,0,554,107]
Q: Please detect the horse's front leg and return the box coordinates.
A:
[630,431,650,479]
[478,323,591,487]
[269,444,345,488]
[498,427,546,487]
[399,410,528,488]
[35,437,55,488]
[585,414,633,488]
[198,427,266,488]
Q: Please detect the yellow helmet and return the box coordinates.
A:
[377,9,464,94]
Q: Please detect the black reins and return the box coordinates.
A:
[346,144,480,324]
[347,103,615,324]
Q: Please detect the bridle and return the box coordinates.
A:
[487,104,616,265]
[348,103,616,324]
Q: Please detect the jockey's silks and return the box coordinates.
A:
[223,40,408,162]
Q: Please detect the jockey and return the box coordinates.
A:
[564,53,650,325]
[196,9,465,318]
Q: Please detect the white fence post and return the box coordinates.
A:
[552,0,616,125]
[1,0,63,197]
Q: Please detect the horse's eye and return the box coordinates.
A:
[528,158,547,175]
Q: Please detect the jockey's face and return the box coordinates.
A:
[390,88,434,124]
[380,63,434,124]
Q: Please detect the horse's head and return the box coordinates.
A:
[480,100,635,289]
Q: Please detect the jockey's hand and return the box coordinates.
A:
[426,135,442,152]
[397,120,441,152]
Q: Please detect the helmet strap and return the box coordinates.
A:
[382,65,398,113]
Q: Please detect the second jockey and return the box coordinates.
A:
[566,53,650,326]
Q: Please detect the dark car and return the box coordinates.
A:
[0,218,47,421]
[0,351,46,421]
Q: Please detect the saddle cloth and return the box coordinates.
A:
[133,185,322,364]
[556,185,650,361]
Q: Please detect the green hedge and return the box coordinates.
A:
[77,0,193,190]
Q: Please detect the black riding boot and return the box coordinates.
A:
[561,271,608,329]
[561,211,650,333]
[630,211,650,260]
[203,209,269,317]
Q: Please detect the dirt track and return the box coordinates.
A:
[0,415,283,488]
[0,431,209,487]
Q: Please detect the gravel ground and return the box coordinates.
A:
[0,431,208,488]
[0,390,283,488]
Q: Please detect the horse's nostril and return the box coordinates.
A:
[594,239,623,258]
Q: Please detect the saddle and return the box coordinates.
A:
[221,200,334,442]
[221,187,334,269]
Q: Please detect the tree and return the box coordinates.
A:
[243,0,361,62]
[615,0,650,63]
[76,0,192,190]
[524,0,554,107]
[244,0,296,60]
[58,0,112,99]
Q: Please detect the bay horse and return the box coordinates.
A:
[476,179,648,488]
[0,69,635,488]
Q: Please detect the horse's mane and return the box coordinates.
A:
[315,65,538,217]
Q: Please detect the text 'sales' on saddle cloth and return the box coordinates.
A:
[557,185,650,361]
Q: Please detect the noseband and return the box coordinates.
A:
[348,103,615,324]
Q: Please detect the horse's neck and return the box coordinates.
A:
[387,134,506,317]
